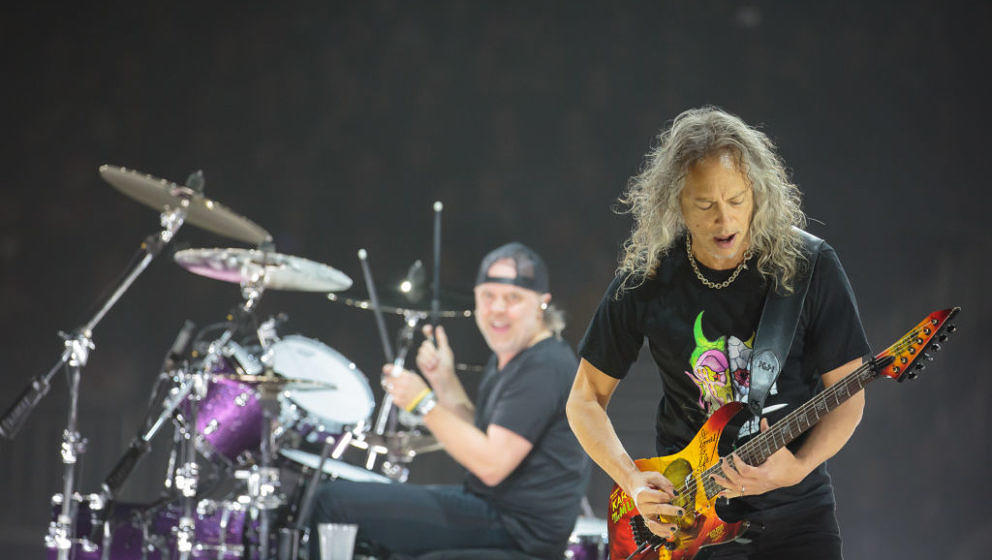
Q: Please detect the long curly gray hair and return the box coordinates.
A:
[617,106,807,294]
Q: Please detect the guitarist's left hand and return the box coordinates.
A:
[711,418,810,498]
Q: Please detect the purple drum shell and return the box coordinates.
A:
[46,501,255,560]
[566,539,607,560]
[154,500,253,558]
[184,374,263,464]
[46,502,163,560]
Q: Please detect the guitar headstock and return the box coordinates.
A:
[875,307,960,382]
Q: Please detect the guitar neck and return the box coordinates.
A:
[704,360,881,493]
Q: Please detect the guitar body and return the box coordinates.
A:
[608,402,749,560]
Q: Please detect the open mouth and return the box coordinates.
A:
[714,233,737,249]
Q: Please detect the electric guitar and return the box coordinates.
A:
[607,308,960,560]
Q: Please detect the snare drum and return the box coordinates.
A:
[267,335,374,444]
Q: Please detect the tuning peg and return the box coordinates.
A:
[930,343,942,352]
[938,334,948,343]
[921,352,933,362]
[914,362,926,370]
[905,371,918,380]
[947,324,957,333]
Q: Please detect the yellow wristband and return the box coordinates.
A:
[405,388,433,412]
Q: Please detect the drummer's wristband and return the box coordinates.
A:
[405,388,433,413]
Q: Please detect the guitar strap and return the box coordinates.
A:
[745,228,824,419]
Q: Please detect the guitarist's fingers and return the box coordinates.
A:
[632,486,676,507]
[643,516,679,539]
[638,502,685,519]
[709,472,739,496]
[729,452,757,477]
[641,470,675,493]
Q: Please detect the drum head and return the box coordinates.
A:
[268,335,374,430]
[279,449,392,483]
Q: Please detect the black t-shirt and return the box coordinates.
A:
[578,236,870,518]
[465,337,592,557]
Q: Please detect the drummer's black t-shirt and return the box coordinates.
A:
[465,337,591,557]
[578,236,870,518]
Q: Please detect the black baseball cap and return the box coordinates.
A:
[474,242,550,293]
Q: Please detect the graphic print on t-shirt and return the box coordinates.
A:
[684,311,773,437]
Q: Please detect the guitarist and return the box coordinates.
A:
[566,106,871,560]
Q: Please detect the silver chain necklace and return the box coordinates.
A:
[686,235,752,289]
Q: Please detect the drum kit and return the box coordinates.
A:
[0,165,608,559]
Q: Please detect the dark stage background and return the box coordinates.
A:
[2,1,989,558]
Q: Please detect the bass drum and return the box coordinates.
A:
[268,335,375,445]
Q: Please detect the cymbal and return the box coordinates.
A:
[350,430,443,457]
[327,288,473,318]
[175,248,353,292]
[212,373,336,390]
[99,165,272,245]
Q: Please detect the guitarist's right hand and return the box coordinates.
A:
[626,470,683,538]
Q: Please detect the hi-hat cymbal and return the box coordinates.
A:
[327,288,473,318]
[350,431,444,457]
[99,165,272,245]
[175,248,353,292]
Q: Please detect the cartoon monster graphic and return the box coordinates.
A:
[684,312,755,416]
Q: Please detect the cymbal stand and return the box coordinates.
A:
[177,272,266,560]
[235,373,284,560]
[21,206,187,560]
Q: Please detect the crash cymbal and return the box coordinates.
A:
[327,288,473,318]
[175,248,353,292]
[350,430,443,457]
[212,373,336,391]
[99,165,272,245]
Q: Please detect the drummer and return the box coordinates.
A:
[310,242,590,558]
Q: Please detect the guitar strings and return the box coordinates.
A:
[673,327,933,501]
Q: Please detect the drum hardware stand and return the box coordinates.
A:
[176,276,267,560]
[278,421,363,560]
[233,372,285,560]
[101,321,198,499]
[0,204,189,560]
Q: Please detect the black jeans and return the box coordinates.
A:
[696,506,842,560]
[309,480,518,558]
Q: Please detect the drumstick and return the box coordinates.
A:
[430,201,442,344]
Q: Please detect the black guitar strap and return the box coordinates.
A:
[746,229,824,418]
